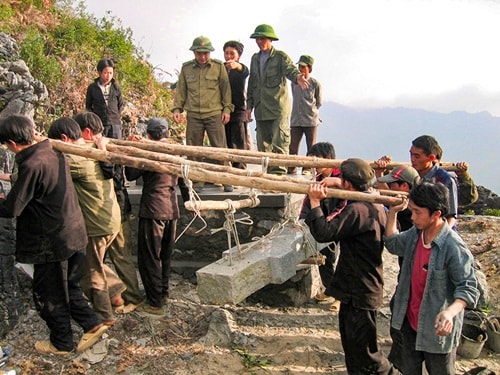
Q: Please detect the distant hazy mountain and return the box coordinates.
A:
[314,102,500,194]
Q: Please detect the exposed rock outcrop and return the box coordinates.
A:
[466,186,500,215]
[0,32,48,118]
[0,32,39,338]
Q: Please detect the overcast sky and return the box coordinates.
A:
[83,0,500,116]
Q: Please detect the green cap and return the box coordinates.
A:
[297,55,314,66]
[189,36,214,52]
[378,165,420,186]
[250,24,279,41]
[340,158,375,186]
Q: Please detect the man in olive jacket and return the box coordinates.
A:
[172,35,234,192]
[245,24,309,175]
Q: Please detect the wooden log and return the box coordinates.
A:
[108,138,459,171]
[107,143,403,197]
[107,143,307,185]
[50,140,405,206]
[184,197,261,211]
[379,189,409,197]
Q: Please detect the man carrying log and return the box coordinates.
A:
[305,158,395,374]
[299,142,344,310]
[376,135,458,228]
[125,118,184,315]
[377,164,420,372]
[0,115,107,354]
[48,117,124,328]
[74,111,143,314]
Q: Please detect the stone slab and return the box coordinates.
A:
[196,224,321,305]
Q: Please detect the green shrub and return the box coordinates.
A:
[51,15,100,56]
[0,4,15,34]
[19,29,62,88]
[483,208,500,217]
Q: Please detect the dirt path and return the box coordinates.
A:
[1,217,499,374]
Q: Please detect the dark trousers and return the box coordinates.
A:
[319,245,336,296]
[289,126,317,155]
[103,124,122,140]
[401,318,456,375]
[339,301,393,375]
[137,218,176,308]
[33,252,101,351]
[225,111,248,169]
[388,295,404,372]
[288,126,317,173]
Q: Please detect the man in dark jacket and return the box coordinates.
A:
[223,40,249,169]
[85,59,124,140]
[125,118,183,315]
[0,115,107,354]
[299,142,345,302]
[305,158,394,374]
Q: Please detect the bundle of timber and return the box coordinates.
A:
[49,138,464,207]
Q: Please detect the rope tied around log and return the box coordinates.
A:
[282,192,324,261]
[260,156,269,174]
[175,163,208,242]
[247,191,260,208]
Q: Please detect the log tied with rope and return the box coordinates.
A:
[51,138,477,209]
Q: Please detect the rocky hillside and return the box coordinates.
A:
[0,0,182,138]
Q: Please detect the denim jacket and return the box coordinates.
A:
[384,222,478,353]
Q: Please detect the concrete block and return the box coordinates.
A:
[196,245,272,305]
[196,224,322,305]
[267,229,306,283]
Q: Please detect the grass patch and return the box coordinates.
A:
[484,208,500,217]
[232,345,271,371]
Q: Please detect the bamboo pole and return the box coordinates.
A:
[50,140,405,206]
[108,138,459,171]
[379,189,409,197]
[106,143,404,197]
[107,143,297,183]
[184,197,260,211]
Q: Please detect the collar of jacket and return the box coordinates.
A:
[191,59,213,69]
[259,45,275,58]
[421,219,450,248]
[15,139,49,164]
